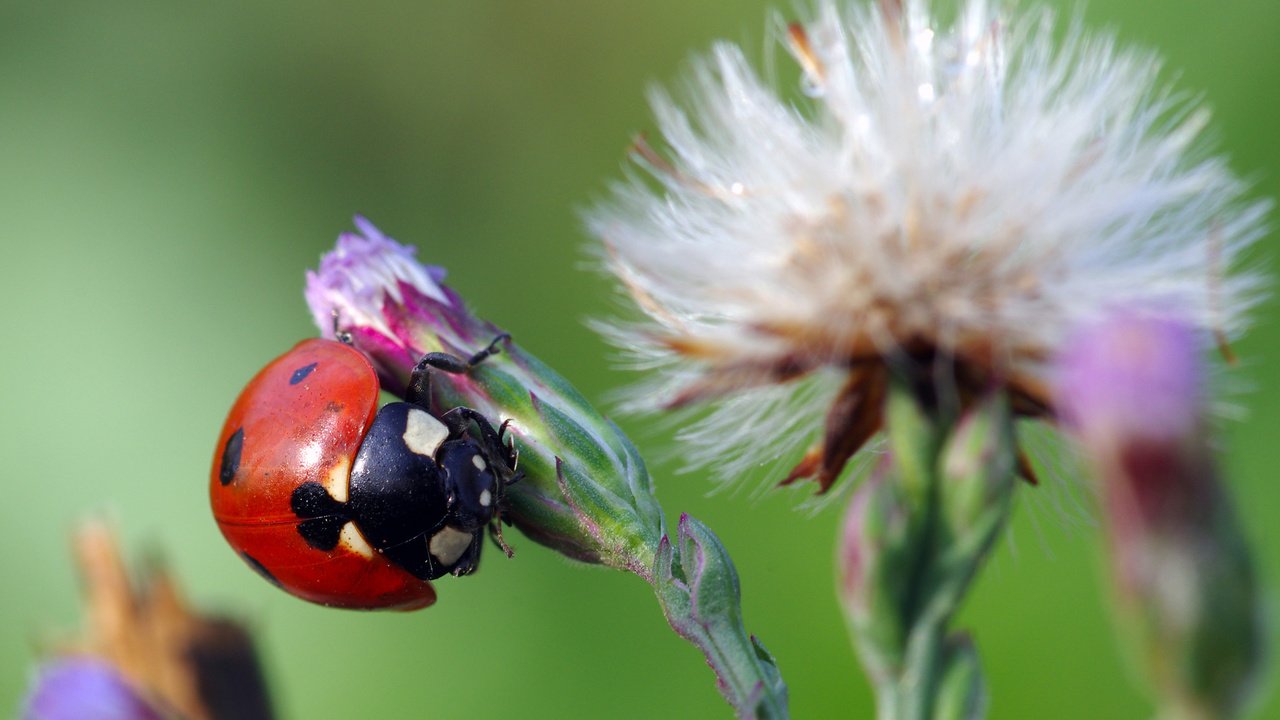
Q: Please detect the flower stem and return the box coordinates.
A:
[654,514,789,720]
[840,377,1015,720]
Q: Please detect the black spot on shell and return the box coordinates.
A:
[240,551,282,588]
[291,481,347,551]
[219,428,244,486]
[297,517,346,551]
[289,362,319,385]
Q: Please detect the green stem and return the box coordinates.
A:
[654,514,789,720]
[847,381,1016,720]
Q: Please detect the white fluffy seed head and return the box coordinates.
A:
[586,0,1268,488]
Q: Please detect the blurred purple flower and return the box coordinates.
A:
[1055,311,1263,719]
[1056,312,1204,451]
[22,659,164,720]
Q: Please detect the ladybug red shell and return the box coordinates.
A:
[210,337,516,611]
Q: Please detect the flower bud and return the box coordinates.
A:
[1055,312,1263,719]
[837,460,914,683]
[656,514,788,718]
[933,634,987,720]
[931,392,1016,610]
[838,380,1013,717]
[306,218,665,573]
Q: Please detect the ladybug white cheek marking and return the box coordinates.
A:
[403,408,449,457]
[429,526,472,566]
[479,490,492,508]
[339,522,375,559]
[471,454,486,471]
[324,455,352,503]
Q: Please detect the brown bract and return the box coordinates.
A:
[59,522,274,720]
[660,322,1052,493]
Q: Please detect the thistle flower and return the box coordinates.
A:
[587,0,1267,492]
[1055,312,1264,720]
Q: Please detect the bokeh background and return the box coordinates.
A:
[3,1,1278,717]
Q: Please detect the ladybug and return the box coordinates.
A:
[210,334,518,610]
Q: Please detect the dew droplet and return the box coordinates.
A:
[800,73,826,98]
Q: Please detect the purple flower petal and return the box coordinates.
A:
[1054,311,1204,444]
[23,659,164,720]
[304,217,450,342]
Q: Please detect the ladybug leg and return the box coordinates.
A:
[405,333,510,406]
[449,534,484,577]
[488,519,515,558]
[498,419,520,473]
[440,407,511,468]
[442,407,521,490]
[437,406,471,436]
[330,309,353,345]
[464,333,511,366]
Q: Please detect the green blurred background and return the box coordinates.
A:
[3,1,1277,717]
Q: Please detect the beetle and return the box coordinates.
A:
[209,334,518,610]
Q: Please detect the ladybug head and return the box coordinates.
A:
[437,424,518,531]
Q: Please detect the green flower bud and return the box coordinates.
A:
[838,378,1014,720]
[928,393,1016,617]
[657,514,788,719]
[933,634,987,720]
[838,459,914,684]
[305,217,664,573]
